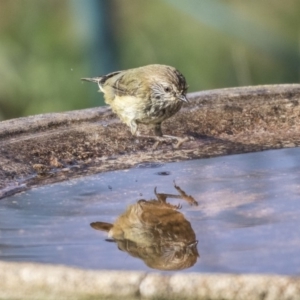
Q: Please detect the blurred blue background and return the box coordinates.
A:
[0,0,299,120]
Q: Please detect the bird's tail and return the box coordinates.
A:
[81,77,102,83]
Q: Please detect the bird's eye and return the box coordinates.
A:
[155,95,161,100]
[164,87,171,93]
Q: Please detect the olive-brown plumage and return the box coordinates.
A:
[82,64,188,138]
[90,183,199,271]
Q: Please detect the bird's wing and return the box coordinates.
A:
[103,70,144,98]
[81,71,123,85]
[99,71,122,85]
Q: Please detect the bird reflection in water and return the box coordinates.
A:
[90,182,199,271]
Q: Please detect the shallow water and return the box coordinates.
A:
[1,148,300,275]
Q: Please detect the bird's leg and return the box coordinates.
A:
[130,121,168,147]
[153,124,193,149]
[162,135,193,148]
[130,122,191,149]
[152,124,164,149]
[130,121,163,141]
[150,124,189,149]
[135,133,170,149]
[153,124,163,137]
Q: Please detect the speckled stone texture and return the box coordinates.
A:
[1,84,300,198]
[0,262,299,300]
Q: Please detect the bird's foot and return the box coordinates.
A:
[134,134,165,149]
[173,181,198,206]
[163,135,194,149]
[153,135,194,149]
[135,134,193,149]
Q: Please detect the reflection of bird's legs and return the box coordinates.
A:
[154,187,182,209]
[173,181,198,206]
[154,182,198,208]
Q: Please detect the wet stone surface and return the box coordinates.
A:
[1,147,300,275]
[1,84,300,199]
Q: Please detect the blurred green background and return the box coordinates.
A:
[0,0,299,121]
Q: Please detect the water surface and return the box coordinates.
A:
[1,148,300,275]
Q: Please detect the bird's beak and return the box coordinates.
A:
[188,240,199,257]
[81,77,100,84]
[178,94,189,103]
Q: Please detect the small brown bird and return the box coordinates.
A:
[82,64,189,147]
